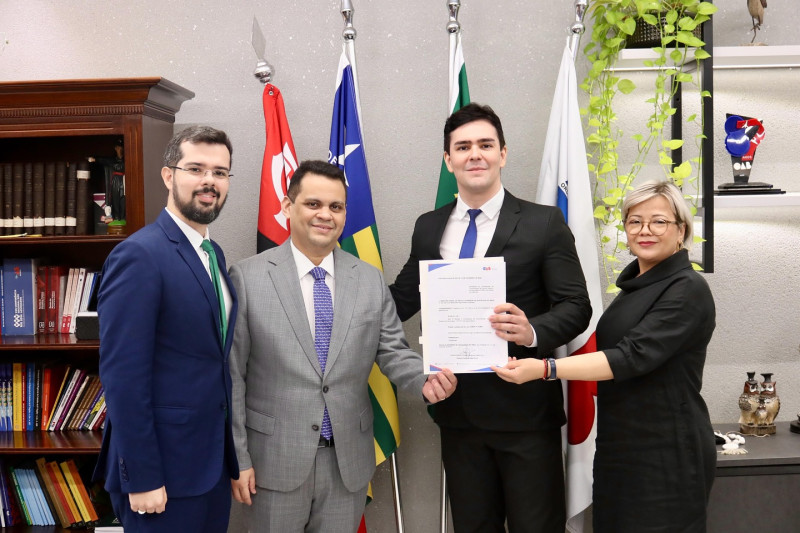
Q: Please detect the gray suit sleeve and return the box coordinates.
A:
[228,263,254,471]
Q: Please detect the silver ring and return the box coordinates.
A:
[138,510,146,514]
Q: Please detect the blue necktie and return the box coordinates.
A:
[201,240,227,346]
[311,267,333,440]
[459,209,482,259]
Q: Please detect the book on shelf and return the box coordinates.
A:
[11,363,23,432]
[33,364,43,431]
[46,265,66,333]
[76,160,91,235]
[25,362,34,432]
[11,163,23,234]
[56,372,90,431]
[65,162,77,236]
[68,268,89,334]
[43,460,80,527]
[34,458,71,529]
[75,381,103,430]
[22,163,34,234]
[48,367,86,431]
[31,464,59,526]
[7,466,31,526]
[47,460,84,527]
[36,264,47,334]
[43,161,55,236]
[84,394,106,430]
[40,364,69,431]
[66,374,99,430]
[0,460,23,526]
[44,364,71,432]
[1,164,10,236]
[54,161,66,236]
[1,257,39,336]
[61,459,98,524]
[32,162,45,234]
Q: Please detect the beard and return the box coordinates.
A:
[173,185,227,225]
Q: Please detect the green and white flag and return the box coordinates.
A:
[435,28,470,209]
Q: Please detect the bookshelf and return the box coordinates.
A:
[0,78,194,531]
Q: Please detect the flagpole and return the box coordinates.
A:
[338,6,406,531]
[569,0,588,62]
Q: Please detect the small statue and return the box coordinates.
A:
[738,371,760,426]
[747,0,767,44]
[739,371,780,435]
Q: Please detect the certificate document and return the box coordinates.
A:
[419,257,507,374]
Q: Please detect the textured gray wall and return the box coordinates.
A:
[2,1,798,531]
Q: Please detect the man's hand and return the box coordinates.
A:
[129,486,167,514]
[423,368,457,403]
[231,468,257,505]
[489,303,534,346]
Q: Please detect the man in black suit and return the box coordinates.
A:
[390,103,591,532]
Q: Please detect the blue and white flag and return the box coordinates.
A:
[537,41,604,533]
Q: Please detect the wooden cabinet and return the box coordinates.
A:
[0,77,193,531]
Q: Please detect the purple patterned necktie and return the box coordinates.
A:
[311,267,333,440]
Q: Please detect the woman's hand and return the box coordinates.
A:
[491,357,545,384]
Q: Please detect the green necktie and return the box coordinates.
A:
[201,239,227,346]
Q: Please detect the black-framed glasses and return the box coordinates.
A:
[624,217,679,236]
[169,166,232,179]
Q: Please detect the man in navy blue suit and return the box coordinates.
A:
[95,126,239,532]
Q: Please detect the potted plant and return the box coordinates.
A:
[580,0,717,292]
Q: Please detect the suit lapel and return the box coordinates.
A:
[269,243,322,376]
[486,190,521,257]
[422,203,453,259]
[325,247,357,372]
[157,212,224,348]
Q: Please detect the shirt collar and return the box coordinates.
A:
[165,208,209,249]
[454,187,505,221]
[289,240,335,279]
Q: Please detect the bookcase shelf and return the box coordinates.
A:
[0,432,101,455]
[0,78,193,531]
[0,336,100,352]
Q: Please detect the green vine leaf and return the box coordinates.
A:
[618,79,636,94]
[662,139,684,150]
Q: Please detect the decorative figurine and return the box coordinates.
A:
[747,0,767,44]
[738,371,760,426]
[718,114,784,195]
[739,371,780,435]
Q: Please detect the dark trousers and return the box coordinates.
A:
[110,470,231,533]
[440,426,566,533]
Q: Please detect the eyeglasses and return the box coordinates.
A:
[169,166,232,179]
[624,217,680,236]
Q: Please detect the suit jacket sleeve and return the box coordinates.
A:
[374,270,427,395]
[97,239,166,493]
[528,207,592,355]
[389,215,427,322]
[228,262,254,471]
[604,275,715,382]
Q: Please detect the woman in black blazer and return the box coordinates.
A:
[493,180,716,533]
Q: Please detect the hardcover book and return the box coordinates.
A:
[43,162,55,236]
[1,258,38,336]
[54,162,66,236]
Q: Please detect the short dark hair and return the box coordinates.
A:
[443,103,506,153]
[163,126,233,168]
[287,160,348,202]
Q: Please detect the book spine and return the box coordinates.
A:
[34,365,43,431]
[65,162,77,235]
[8,467,31,525]
[11,364,22,432]
[22,163,34,233]
[47,461,81,527]
[60,268,76,334]
[32,162,44,234]
[68,267,87,334]
[25,363,34,432]
[18,469,43,525]
[0,164,6,236]
[59,461,90,523]
[77,383,103,430]
[35,457,70,529]
[36,265,47,334]
[43,162,55,236]
[11,163,23,234]
[0,460,11,526]
[29,466,56,526]
[89,399,106,430]
[53,369,85,431]
[76,161,90,235]
[46,365,72,432]
[64,460,98,522]
[54,162,66,235]
[58,373,89,430]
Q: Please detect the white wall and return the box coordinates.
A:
[3,1,798,531]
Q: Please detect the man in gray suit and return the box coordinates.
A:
[229,160,457,532]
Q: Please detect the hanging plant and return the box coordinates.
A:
[580,0,718,292]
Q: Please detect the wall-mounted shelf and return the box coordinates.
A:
[714,192,800,208]
[615,45,800,71]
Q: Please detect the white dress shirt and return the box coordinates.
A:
[165,208,232,323]
[438,189,537,347]
[289,241,335,339]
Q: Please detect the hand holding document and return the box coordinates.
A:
[419,257,507,373]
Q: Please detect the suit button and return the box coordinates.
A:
[323,386,329,393]
[312,424,320,431]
